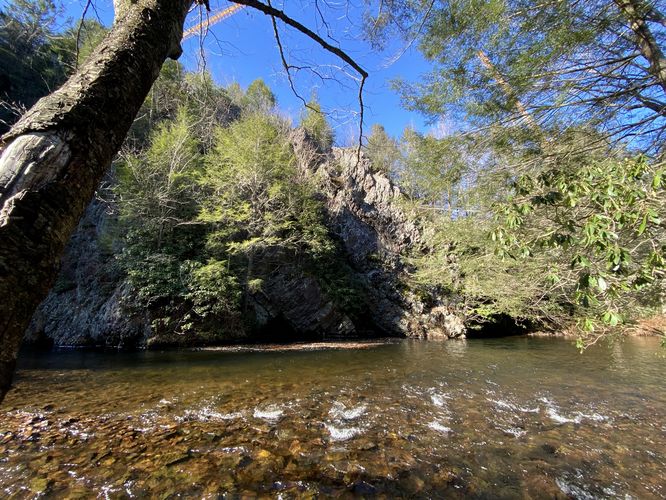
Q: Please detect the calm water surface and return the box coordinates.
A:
[0,337,664,498]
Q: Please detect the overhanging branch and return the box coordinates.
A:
[231,0,367,79]
[231,0,368,158]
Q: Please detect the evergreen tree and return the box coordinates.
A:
[0,0,71,130]
[300,98,334,152]
[370,0,666,339]
[374,0,666,153]
[364,124,401,176]
[116,108,241,336]
[200,114,332,267]
[242,78,276,115]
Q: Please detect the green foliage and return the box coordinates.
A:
[200,113,334,263]
[226,82,245,108]
[381,0,666,153]
[182,71,239,145]
[0,0,71,129]
[242,78,276,115]
[115,109,211,324]
[114,86,355,338]
[408,208,561,325]
[128,60,186,144]
[313,254,365,315]
[492,153,666,339]
[122,252,187,308]
[0,1,110,132]
[367,0,666,344]
[399,127,468,206]
[401,123,665,338]
[185,260,241,319]
[129,66,240,149]
[300,99,334,152]
[364,124,401,176]
[74,21,107,66]
[117,108,202,244]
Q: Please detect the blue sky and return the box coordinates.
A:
[55,0,434,144]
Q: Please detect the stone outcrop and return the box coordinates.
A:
[24,137,465,348]
[24,195,149,347]
[248,267,356,340]
[319,148,464,339]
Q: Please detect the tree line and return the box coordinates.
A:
[364,0,665,346]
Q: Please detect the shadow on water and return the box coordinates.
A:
[1,337,664,498]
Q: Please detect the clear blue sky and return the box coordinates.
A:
[56,0,433,144]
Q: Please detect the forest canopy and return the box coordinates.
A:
[363,0,666,344]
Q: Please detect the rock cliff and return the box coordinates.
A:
[320,147,464,339]
[25,138,465,347]
[25,193,149,348]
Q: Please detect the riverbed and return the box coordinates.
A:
[0,337,664,498]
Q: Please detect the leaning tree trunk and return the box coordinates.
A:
[0,0,193,402]
[615,0,666,95]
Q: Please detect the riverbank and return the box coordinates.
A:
[526,314,666,340]
[23,313,665,355]
[191,340,401,352]
[626,314,666,336]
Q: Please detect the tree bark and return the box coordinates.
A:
[615,0,666,95]
[0,0,193,403]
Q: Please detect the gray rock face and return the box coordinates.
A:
[320,148,464,339]
[25,196,149,347]
[25,138,465,348]
[249,267,356,340]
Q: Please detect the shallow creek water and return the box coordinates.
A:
[0,337,664,498]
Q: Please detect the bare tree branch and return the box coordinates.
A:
[382,0,435,69]
[265,0,309,110]
[74,0,93,69]
[231,0,367,80]
[233,0,367,159]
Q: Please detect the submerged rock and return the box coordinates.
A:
[25,135,465,348]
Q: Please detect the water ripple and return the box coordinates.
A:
[325,423,364,441]
[253,405,284,422]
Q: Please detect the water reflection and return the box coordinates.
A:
[0,337,664,498]
[443,337,468,357]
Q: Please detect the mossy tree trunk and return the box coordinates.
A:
[0,0,193,402]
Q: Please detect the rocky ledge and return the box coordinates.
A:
[25,136,465,348]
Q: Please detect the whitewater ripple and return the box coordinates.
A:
[325,423,364,441]
[540,398,609,425]
[329,402,367,421]
[177,406,243,423]
[427,420,452,434]
[253,406,284,422]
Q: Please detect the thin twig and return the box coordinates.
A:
[244,0,367,161]
[266,0,309,110]
[231,0,367,78]
[75,0,93,69]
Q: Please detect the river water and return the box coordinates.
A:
[0,337,664,498]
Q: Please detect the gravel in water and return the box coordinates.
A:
[0,337,664,498]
